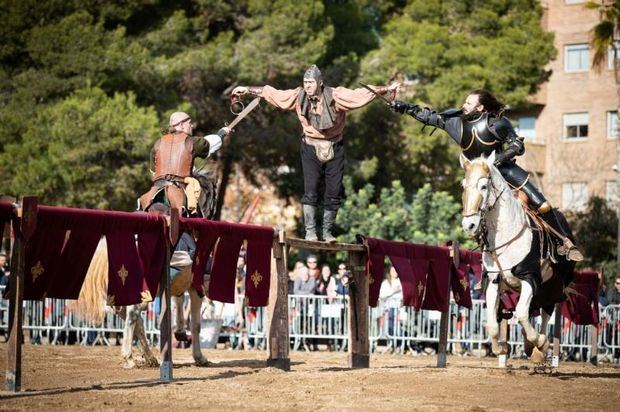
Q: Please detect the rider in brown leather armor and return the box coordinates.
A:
[139,112,230,217]
[389,90,583,262]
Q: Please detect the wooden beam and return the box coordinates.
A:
[552,303,562,368]
[6,196,36,392]
[286,237,365,252]
[437,241,458,368]
[267,230,290,371]
[159,208,177,381]
[347,250,369,368]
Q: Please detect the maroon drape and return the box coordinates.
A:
[180,218,273,307]
[561,271,600,326]
[24,206,166,304]
[450,249,482,309]
[364,237,452,311]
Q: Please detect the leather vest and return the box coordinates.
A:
[460,113,503,160]
[153,132,193,180]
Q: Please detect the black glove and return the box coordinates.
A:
[388,100,410,114]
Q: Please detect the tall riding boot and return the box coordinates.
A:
[540,210,583,262]
[303,204,318,241]
[322,209,338,243]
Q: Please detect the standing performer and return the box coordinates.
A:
[139,111,231,218]
[389,90,583,261]
[232,65,399,242]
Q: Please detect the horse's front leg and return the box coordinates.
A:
[133,302,158,367]
[189,288,209,366]
[516,281,548,352]
[173,295,188,342]
[485,274,502,355]
[121,306,137,368]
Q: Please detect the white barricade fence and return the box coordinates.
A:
[1,284,619,361]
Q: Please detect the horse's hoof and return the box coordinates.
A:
[174,330,189,342]
[194,357,210,367]
[531,346,547,364]
[123,359,136,369]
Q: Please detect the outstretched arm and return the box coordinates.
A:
[333,82,400,111]
[232,85,299,111]
[389,101,448,129]
[193,127,232,158]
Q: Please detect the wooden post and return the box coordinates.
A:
[6,196,36,392]
[347,249,369,368]
[438,241,458,367]
[159,208,178,381]
[267,230,290,371]
[552,303,562,368]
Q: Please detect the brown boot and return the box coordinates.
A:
[557,238,584,262]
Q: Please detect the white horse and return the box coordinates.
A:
[73,237,209,368]
[460,152,575,361]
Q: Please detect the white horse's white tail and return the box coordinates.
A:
[69,237,109,325]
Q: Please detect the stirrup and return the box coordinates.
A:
[557,240,583,262]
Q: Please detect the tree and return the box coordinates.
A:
[344,0,556,198]
[336,177,476,249]
[587,0,620,273]
[568,196,618,281]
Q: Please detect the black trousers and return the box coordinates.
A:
[300,139,345,211]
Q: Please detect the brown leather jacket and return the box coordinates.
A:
[152,132,194,181]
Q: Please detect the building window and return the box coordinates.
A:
[607,180,618,206]
[516,117,536,140]
[608,43,619,70]
[609,111,619,139]
[562,182,588,210]
[563,112,589,139]
[565,44,590,72]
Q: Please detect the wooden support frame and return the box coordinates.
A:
[552,303,562,368]
[159,208,179,381]
[437,241,458,368]
[267,230,290,370]
[6,196,37,392]
[283,236,369,369]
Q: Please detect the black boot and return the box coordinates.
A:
[322,209,338,243]
[540,211,583,262]
[303,204,318,241]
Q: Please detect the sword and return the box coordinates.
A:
[359,82,390,103]
[227,97,261,130]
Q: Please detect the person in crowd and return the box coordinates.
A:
[288,260,307,294]
[597,271,609,307]
[316,264,332,296]
[0,253,8,290]
[379,266,403,353]
[294,266,316,295]
[293,266,316,350]
[607,275,620,305]
[306,255,320,281]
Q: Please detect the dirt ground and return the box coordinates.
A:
[0,343,619,411]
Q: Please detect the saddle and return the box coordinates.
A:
[138,176,204,217]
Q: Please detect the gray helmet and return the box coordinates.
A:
[303,64,322,82]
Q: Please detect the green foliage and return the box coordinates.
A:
[0,0,554,240]
[568,196,618,278]
[0,87,159,210]
[337,176,476,249]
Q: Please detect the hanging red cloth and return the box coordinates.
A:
[561,270,600,326]
[180,218,273,307]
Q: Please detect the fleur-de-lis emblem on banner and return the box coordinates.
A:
[31,261,45,282]
[118,264,129,286]
[251,270,263,288]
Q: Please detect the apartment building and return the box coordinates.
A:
[515,0,618,211]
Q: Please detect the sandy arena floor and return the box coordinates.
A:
[0,343,619,410]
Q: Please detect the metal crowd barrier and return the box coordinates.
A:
[1,285,619,361]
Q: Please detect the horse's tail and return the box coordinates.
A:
[69,237,109,325]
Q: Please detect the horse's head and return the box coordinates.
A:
[460,151,502,237]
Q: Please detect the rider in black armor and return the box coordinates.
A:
[389,89,583,262]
